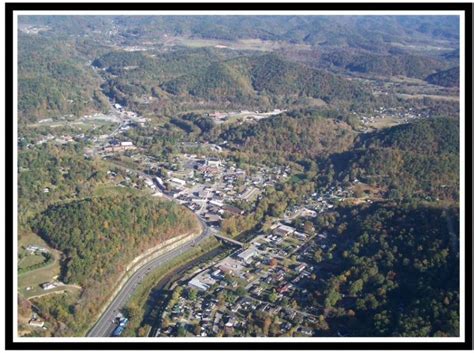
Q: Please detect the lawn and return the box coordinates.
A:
[18,231,63,298]
[18,253,46,269]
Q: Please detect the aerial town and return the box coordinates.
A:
[16,14,461,342]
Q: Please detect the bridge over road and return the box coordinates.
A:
[213,234,244,247]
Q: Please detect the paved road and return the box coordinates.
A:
[87,217,212,337]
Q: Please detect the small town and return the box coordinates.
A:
[15,13,461,343]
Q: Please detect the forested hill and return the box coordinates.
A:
[18,33,109,122]
[216,109,358,165]
[332,118,459,201]
[312,202,459,337]
[34,192,199,287]
[426,67,460,87]
[21,16,459,50]
[213,111,459,202]
[94,51,374,113]
[161,54,372,104]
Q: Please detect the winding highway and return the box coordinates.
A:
[87,216,212,337]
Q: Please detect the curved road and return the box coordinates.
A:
[87,216,212,337]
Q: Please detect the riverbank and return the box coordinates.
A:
[122,236,227,336]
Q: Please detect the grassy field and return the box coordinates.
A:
[163,36,311,52]
[18,232,64,298]
[366,116,402,130]
[18,253,62,298]
[18,253,45,269]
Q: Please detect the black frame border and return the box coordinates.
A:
[5,2,472,351]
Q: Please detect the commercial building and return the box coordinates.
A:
[237,247,258,263]
[273,224,296,237]
[170,177,186,187]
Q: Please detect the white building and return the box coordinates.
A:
[189,277,209,291]
[206,159,221,168]
[237,247,258,263]
[41,282,56,291]
[209,200,224,207]
[28,319,45,328]
[170,177,186,187]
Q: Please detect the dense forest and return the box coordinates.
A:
[307,202,459,337]
[21,16,459,49]
[217,109,358,165]
[93,51,375,113]
[426,67,460,87]
[29,190,199,336]
[331,118,459,201]
[317,50,449,80]
[17,143,107,225]
[34,191,199,286]
[18,33,108,122]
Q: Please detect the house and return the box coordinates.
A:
[26,245,48,254]
[28,319,45,328]
[225,317,237,327]
[295,264,306,273]
[153,176,165,189]
[41,282,56,291]
[204,213,221,224]
[222,205,243,216]
[277,284,291,294]
[144,178,155,189]
[209,200,224,208]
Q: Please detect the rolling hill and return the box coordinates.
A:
[332,117,459,201]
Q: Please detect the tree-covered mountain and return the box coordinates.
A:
[309,202,459,337]
[20,15,460,50]
[94,51,375,113]
[217,109,358,165]
[426,67,460,87]
[332,118,459,201]
[31,190,199,336]
[34,192,199,287]
[18,33,109,122]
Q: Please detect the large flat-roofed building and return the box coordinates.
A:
[273,224,296,237]
[237,247,258,263]
[188,277,209,291]
[188,271,216,291]
[169,177,186,187]
[206,158,221,168]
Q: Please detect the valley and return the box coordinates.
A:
[16,14,461,339]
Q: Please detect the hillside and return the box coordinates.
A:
[426,67,460,87]
[21,15,459,50]
[217,109,358,165]
[30,190,199,335]
[332,118,459,201]
[309,202,459,337]
[94,51,374,113]
[162,53,370,103]
[18,33,108,122]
